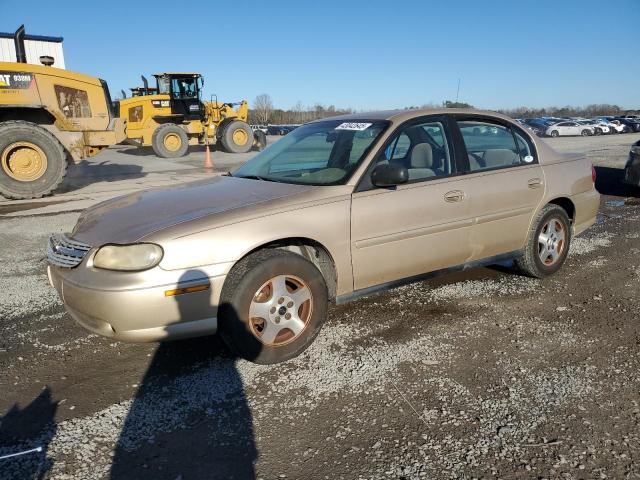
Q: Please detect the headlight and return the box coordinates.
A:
[93,243,163,271]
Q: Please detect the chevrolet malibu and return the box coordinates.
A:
[47,109,600,364]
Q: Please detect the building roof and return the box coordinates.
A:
[0,32,63,43]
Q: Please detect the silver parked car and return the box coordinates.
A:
[47,109,600,364]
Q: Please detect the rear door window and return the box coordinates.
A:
[457,121,521,172]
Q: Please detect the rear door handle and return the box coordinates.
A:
[444,190,465,202]
[528,178,544,189]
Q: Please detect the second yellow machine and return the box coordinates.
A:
[118,73,265,158]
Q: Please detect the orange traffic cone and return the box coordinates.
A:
[204,143,213,170]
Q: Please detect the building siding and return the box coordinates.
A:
[0,38,65,69]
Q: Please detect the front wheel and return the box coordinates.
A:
[151,124,189,158]
[0,121,67,199]
[581,129,590,137]
[516,204,571,278]
[550,130,559,138]
[218,249,328,364]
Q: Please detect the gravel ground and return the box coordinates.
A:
[0,133,639,479]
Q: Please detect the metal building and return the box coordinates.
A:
[0,25,65,68]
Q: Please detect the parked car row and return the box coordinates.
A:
[250,124,300,136]
[517,116,640,137]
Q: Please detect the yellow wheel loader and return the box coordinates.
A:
[118,73,266,158]
[0,29,125,199]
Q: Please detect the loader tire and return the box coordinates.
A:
[151,124,189,158]
[220,120,253,154]
[253,130,267,151]
[0,121,68,200]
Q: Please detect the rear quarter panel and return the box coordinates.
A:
[539,151,600,235]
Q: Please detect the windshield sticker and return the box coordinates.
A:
[335,122,372,131]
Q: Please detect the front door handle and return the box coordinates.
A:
[444,190,465,202]
[528,178,544,189]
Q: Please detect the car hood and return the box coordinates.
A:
[71,176,317,245]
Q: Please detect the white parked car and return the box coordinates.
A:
[577,120,609,134]
[546,121,594,137]
[596,119,625,133]
[602,119,627,134]
[251,125,268,134]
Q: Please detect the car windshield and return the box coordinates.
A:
[232,120,388,185]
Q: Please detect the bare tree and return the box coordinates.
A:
[254,94,273,125]
[293,101,304,124]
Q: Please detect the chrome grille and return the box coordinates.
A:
[47,234,91,268]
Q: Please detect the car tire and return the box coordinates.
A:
[0,121,68,199]
[550,130,559,138]
[515,204,572,279]
[220,120,253,154]
[218,249,329,364]
[151,124,189,158]
[581,129,590,137]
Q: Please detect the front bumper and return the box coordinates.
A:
[47,263,228,342]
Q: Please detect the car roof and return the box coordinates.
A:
[309,108,519,124]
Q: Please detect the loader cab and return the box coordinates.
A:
[154,73,204,120]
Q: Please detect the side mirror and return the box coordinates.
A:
[371,163,409,187]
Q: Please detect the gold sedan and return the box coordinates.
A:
[47,109,600,364]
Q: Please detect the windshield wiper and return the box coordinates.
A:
[233,174,265,180]
[234,174,282,183]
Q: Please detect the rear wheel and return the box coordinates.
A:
[220,120,253,154]
[0,121,67,199]
[516,204,571,278]
[253,130,267,151]
[218,249,328,364]
[550,130,559,137]
[151,124,189,158]
[581,129,590,136]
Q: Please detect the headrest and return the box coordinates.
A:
[411,143,433,168]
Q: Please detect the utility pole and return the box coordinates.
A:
[455,78,461,103]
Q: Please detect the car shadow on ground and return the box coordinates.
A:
[0,387,58,480]
[56,160,146,193]
[109,270,259,480]
[594,166,640,198]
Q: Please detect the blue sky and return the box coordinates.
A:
[2,0,639,111]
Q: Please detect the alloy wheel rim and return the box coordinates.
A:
[1,142,48,182]
[538,218,566,266]
[248,274,313,346]
[163,133,182,151]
